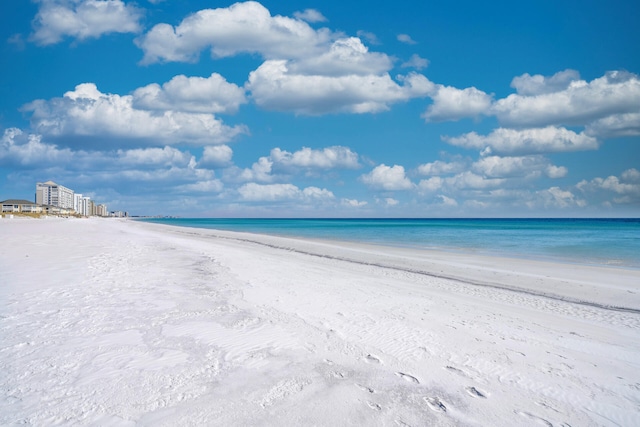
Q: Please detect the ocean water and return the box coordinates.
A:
[140,218,640,268]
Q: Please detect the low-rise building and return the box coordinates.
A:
[1,199,44,214]
[42,205,75,216]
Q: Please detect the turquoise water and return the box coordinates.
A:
[140,218,640,268]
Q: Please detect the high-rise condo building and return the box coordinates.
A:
[35,181,75,209]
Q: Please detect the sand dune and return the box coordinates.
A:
[1,217,639,426]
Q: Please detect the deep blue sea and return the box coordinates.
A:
[140,218,640,268]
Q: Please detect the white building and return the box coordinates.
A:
[96,204,108,217]
[81,196,92,217]
[2,199,43,214]
[74,193,83,214]
[36,181,75,210]
[74,194,93,217]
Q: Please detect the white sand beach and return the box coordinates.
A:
[1,217,639,426]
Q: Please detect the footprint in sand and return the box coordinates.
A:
[367,401,382,411]
[465,386,487,398]
[331,371,348,379]
[516,411,552,426]
[424,396,447,412]
[395,372,420,384]
[364,354,382,364]
[356,383,375,394]
[444,365,469,378]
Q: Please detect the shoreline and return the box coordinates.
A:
[134,220,640,313]
[137,217,640,270]
[2,218,639,425]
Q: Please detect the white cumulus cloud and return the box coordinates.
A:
[577,169,640,201]
[423,85,493,122]
[302,186,335,200]
[397,34,416,45]
[341,198,368,207]
[360,164,414,191]
[136,1,333,64]
[22,83,248,146]
[437,195,458,207]
[377,197,399,206]
[116,146,194,167]
[0,128,73,166]
[419,171,507,195]
[270,146,360,170]
[492,71,640,128]
[417,160,467,176]
[247,60,433,115]
[585,112,640,139]
[135,3,436,116]
[622,168,640,182]
[132,73,247,114]
[472,155,567,179]
[546,165,568,179]
[510,69,581,96]
[417,176,444,193]
[534,187,587,209]
[445,126,599,155]
[238,182,334,202]
[401,54,429,70]
[108,163,213,183]
[232,156,275,183]
[287,37,393,76]
[30,0,142,45]
[227,145,360,182]
[293,9,327,23]
[418,161,562,195]
[445,171,506,190]
[199,145,233,168]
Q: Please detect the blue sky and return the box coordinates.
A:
[1,0,639,217]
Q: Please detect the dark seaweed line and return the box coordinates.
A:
[174,228,640,315]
